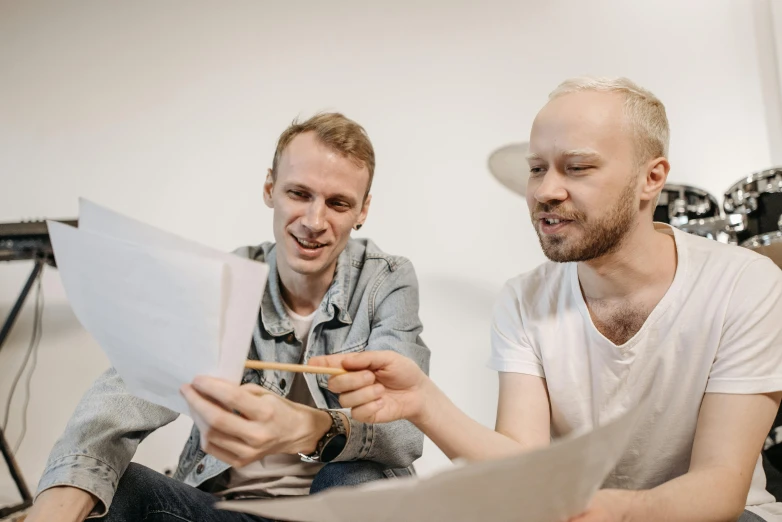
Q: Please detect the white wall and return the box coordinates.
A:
[0,0,777,501]
[753,0,782,165]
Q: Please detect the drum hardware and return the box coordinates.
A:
[723,167,782,241]
[678,213,747,245]
[655,184,720,227]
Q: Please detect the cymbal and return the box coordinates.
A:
[487,142,530,196]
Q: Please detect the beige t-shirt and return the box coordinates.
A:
[220,304,324,498]
[488,224,782,520]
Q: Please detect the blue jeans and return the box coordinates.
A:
[739,510,766,522]
[100,461,391,522]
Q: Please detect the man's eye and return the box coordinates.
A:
[567,165,592,172]
[529,167,546,176]
[289,190,307,198]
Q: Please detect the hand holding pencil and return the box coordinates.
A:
[307,351,433,425]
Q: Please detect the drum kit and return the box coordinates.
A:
[488,142,782,269]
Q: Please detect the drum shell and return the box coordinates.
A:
[724,168,782,240]
[655,184,720,225]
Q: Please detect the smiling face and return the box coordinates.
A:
[525,90,643,262]
[264,131,371,279]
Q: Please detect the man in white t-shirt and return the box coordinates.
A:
[314,77,782,521]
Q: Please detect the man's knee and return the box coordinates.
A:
[310,461,393,494]
[101,463,167,521]
[113,462,163,498]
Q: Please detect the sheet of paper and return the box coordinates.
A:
[217,406,642,522]
[77,198,269,384]
[48,221,225,414]
[48,199,270,415]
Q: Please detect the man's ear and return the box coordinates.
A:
[641,157,670,203]
[263,169,275,209]
[356,194,372,229]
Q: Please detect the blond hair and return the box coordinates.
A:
[549,76,670,164]
[271,112,376,198]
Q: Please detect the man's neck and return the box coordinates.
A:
[577,222,677,302]
[276,258,337,316]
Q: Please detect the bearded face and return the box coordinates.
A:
[531,176,637,263]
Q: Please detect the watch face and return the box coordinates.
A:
[321,434,347,463]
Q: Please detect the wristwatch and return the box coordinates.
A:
[299,410,347,463]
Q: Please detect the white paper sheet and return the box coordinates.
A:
[76,199,269,384]
[48,199,269,414]
[217,406,642,522]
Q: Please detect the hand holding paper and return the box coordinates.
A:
[180,376,332,468]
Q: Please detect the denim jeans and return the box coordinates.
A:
[100,461,390,522]
[739,510,766,522]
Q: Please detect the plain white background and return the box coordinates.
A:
[1,0,782,504]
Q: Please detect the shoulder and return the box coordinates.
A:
[675,227,760,265]
[231,242,275,262]
[501,261,571,305]
[674,228,779,283]
[344,238,413,274]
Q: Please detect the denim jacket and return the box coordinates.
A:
[36,238,430,516]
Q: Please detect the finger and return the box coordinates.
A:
[311,351,399,373]
[349,399,384,424]
[327,370,376,394]
[192,376,264,416]
[241,383,273,397]
[201,439,246,468]
[335,383,386,409]
[181,384,251,438]
[309,354,351,369]
[203,428,262,465]
[339,351,400,372]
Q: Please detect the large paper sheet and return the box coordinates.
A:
[76,199,268,383]
[48,200,269,414]
[218,406,642,522]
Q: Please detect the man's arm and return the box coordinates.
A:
[27,487,98,522]
[414,371,550,460]
[28,367,178,521]
[319,266,550,464]
[326,260,429,468]
[636,392,780,519]
[317,351,552,461]
[575,392,781,522]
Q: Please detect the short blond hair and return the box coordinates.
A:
[549,76,670,164]
[271,112,376,198]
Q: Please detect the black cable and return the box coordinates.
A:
[14,273,44,453]
[1,264,44,435]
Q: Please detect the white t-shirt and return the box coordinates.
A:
[220,304,322,498]
[488,224,782,520]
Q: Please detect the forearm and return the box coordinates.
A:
[414,380,535,461]
[624,468,748,522]
[28,486,97,522]
[334,413,422,467]
[293,406,334,454]
[38,368,178,513]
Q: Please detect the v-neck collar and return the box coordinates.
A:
[570,223,687,352]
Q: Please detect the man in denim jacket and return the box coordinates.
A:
[28,113,429,522]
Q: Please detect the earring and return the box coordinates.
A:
[354,224,363,231]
